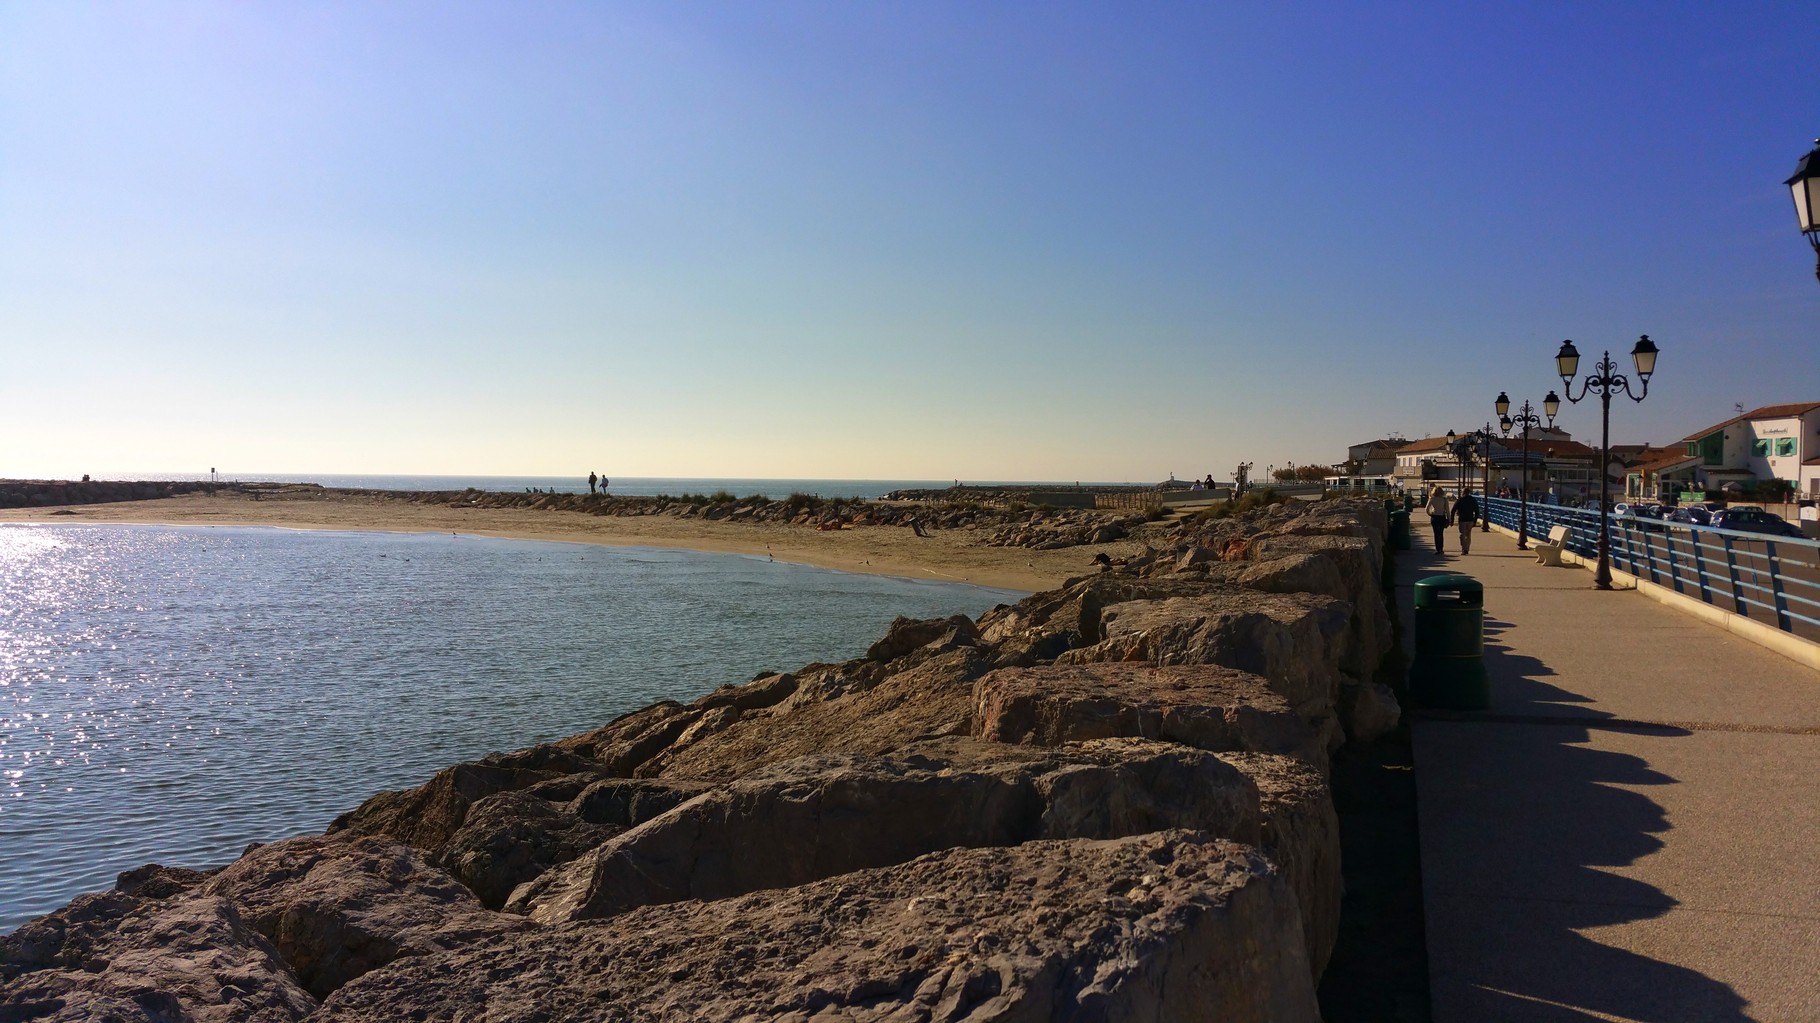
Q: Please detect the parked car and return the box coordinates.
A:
[1613,503,1670,529]
[1667,505,1714,527]
[1708,506,1805,539]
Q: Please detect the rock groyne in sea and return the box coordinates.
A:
[1,497,1402,1022]
[0,479,230,509]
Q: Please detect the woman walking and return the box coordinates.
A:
[1426,485,1453,554]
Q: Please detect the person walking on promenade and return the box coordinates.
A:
[1426,485,1453,554]
[1453,489,1480,555]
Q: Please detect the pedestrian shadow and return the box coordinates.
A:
[1409,581,1751,1020]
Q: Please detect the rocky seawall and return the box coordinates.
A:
[1,498,1402,1022]
[0,480,230,509]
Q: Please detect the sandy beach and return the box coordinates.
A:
[0,491,1147,593]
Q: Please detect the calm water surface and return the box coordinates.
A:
[0,524,1021,931]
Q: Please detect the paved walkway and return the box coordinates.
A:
[1400,520,1820,1023]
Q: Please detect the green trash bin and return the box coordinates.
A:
[1389,509,1411,551]
[1410,574,1488,709]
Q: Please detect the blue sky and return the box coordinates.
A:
[3,2,1815,481]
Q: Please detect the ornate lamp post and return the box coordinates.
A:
[1445,430,1462,498]
[1474,423,1495,532]
[1495,391,1558,550]
[1555,336,1660,590]
[1786,140,1820,283]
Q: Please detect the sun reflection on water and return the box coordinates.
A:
[0,523,1020,931]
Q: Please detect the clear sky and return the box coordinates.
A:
[3,2,1816,482]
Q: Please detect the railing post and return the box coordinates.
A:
[1661,525,1683,594]
[1766,540,1792,632]
[1689,529,1712,605]
[1721,533,1747,617]
[1611,515,1633,575]
[1633,522,1651,582]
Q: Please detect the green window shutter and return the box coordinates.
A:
[1777,438,1796,457]
[1752,439,1769,457]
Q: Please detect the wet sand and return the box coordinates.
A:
[0,491,1141,593]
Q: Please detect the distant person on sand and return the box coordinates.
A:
[1452,490,1480,555]
[1425,486,1453,554]
[588,471,598,494]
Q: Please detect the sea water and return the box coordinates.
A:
[0,524,1023,931]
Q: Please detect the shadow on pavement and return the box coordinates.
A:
[1400,531,1753,1022]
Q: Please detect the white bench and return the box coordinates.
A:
[1534,524,1571,566]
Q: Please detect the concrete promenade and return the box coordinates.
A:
[1400,519,1820,1022]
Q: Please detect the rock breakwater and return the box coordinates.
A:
[0,479,230,509]
[2,497,1400,1021]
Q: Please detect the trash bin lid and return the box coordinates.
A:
[1414,573,1483,607]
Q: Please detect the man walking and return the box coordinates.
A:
[1453,489,1481,555]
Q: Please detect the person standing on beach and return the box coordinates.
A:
[588,471,598,494]
[1452,489,1480,555]
[1425,485,1452,554]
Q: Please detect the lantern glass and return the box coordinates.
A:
[1788,145,1820,232]
[1494,391,1510,417]
[1500,415,1513,435]
[1555,340,1580,382]
[1631,335,1658,380]
[1544,390,1560,422]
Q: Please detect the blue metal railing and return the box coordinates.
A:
[1482,497,1820,641]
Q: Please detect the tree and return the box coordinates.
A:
[1274,464,1336,482]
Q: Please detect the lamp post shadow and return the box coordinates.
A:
[1413,616,1752,1022]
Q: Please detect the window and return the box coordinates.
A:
[1752,439,1769,457]
[1776,438,1796,457]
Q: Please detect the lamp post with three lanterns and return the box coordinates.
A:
[1495,391,1558,550]
[1471,423,1495,532]
[1555,336,1659,591]
[1443,426,1498,533]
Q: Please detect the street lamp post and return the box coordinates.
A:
[1495,391,1558,550]
[1786,139,1820,283]
[1475,423,1495,532]
[1445,430,1463,499]
[1555,336,1660,590]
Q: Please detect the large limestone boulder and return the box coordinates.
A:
[429,788,621,909]
[972,663,1326,768]
[1213,752,1343,981]
[633,648,992,781]
[326,743,601,849]
[431,775,708,908]
[197,835,529,998]
[1053,589,1350,754]
[975,574,1228,667]
[1242,531,1394,683]
[508,738,1261,924]
[0,887,318,1022]
[317,832,1322,1022]
[1338,679,1402,744]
